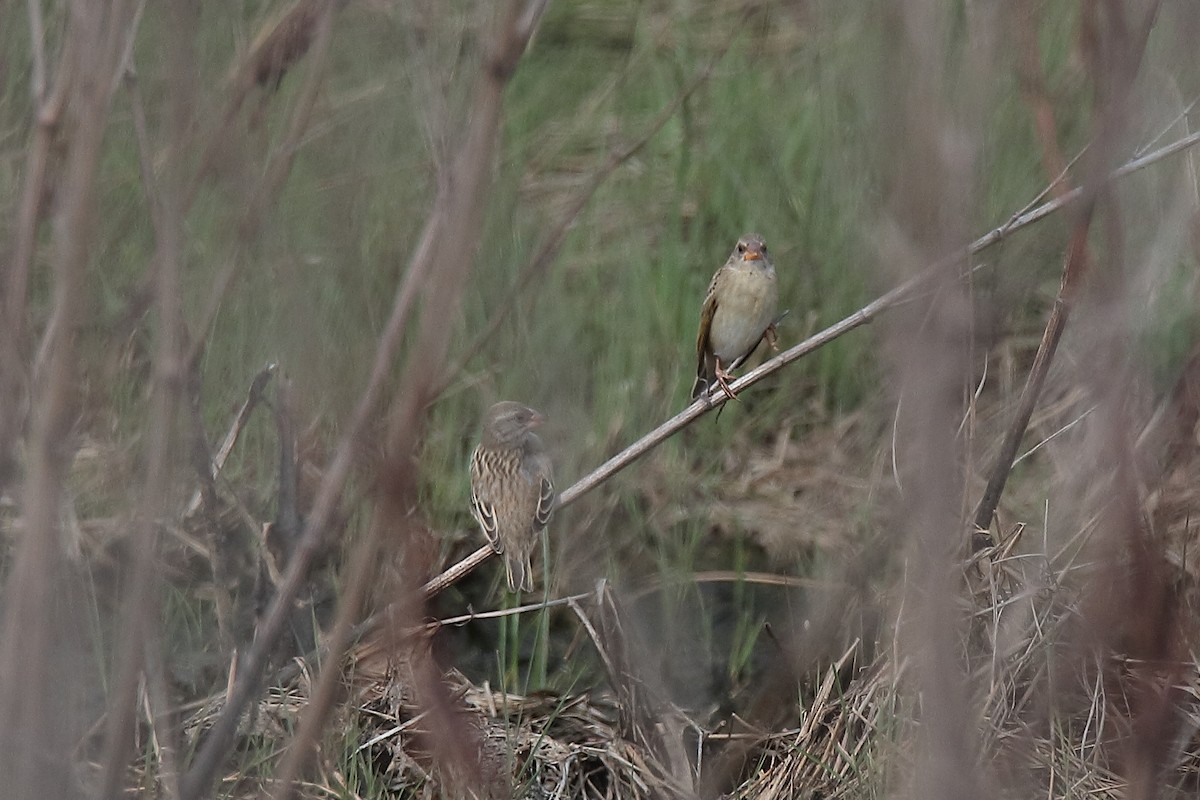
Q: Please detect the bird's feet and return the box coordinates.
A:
[716,365,739,401]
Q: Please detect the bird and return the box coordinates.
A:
[469,401,555,593]
[691,233,780,401]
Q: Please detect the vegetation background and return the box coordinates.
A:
[1,0,1199,798]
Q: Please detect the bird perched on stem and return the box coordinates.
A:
[691,233,780,401]
[469,402,555,593]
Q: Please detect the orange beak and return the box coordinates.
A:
[742,250,762,261]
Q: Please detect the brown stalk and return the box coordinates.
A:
[872,3,991,798]
[184,2,340,368]
[181,178,441,799]
[419,124,1200,600]
[971,210,1094,541]
[109,0,347,357]
[95,3,191,793]
[174,5,338,652]
[182,0,350,212]
[972,0,1160,539]
[269,3,551,794]
[0,4,137,800]
[0,6,76,493]
[239,2,338,238]
[1078,7,1179,798]
[971,0,1093,541]
[181,3,549,797]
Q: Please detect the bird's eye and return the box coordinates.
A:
[760,244,767,254]
[737,243,746,253]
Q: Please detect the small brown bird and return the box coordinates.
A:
[469,402,555,593]
[691,233,780,400]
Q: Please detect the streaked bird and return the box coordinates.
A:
[691,233,780,400]
[469,402,555,593]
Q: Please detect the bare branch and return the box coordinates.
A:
[0,3,139,798]
[269,2,552,794]
[25,0,46,102]
[972,0,1160,539]
[181,3,549,797]
[97,2,188,794]
[0,15,78,493]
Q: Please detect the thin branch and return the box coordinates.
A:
[180,144,443,800]
[241,3,337,235]
[0,4,137,798]
[971,2,1091,542]
[25,0,47,102]
[269,7,555,795]
[182,363,277,518]
[972,0,1160,539]
[182,0,348,212]
[97,4,186,795]
[0,15,77,493]
[427,590,593,630]
[420,125,1200,600]
[971,213,1094,540]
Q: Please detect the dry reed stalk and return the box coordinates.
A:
[181,3,552,798]
[0,2,75,494]
[96,4,193,795]
[972,0,1160,539]
[0,4,140,800]
[871,2,996,799]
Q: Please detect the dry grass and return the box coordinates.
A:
[145,339,1200,798]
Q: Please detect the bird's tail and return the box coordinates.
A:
[505,555,534,593]
[691,372,710,400]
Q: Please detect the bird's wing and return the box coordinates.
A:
[692,268,724,398]
[471,490,501,551]
[534,473,555,530]
[524,444,556,530]
[469,448,502,552]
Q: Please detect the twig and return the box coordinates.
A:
[969,0,1086,547]
[98,4,186,795]
[177,6,359,787]
[183,363,277,518]
[419,124,1200,600]
[181,139,443,800]
[0,9,77,494]
[241,3,337,235]
[183,0,349,211]
[971,0,1159,540]
[428,591,593,630]
[971,213,1094,541]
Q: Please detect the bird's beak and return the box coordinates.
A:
[742,250,762,262]
[529,411,546,427]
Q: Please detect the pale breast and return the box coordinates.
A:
[709,266,778,362]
